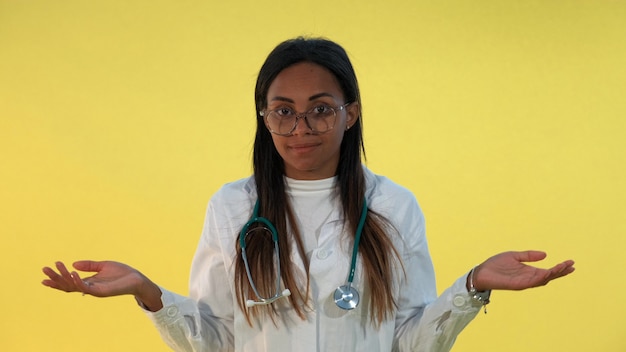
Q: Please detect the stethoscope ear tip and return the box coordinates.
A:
[245,290,291,308]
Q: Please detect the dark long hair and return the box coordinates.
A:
[234,37,401,326]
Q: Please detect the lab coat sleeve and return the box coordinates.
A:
[388,191,481,351]
[143,191,240,352]
[394,272,482,351]
[143,287,234,352]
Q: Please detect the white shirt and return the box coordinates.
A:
[145,167,481,351]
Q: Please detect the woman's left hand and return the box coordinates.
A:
[470,250,575,292]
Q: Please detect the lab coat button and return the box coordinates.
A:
[166,306,178,317]
[317,249,329,259]
[453,295,466,307]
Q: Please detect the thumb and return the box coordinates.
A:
[73,260,106,273]
[515,250,547,263]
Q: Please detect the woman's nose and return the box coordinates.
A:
[291,114,313,135]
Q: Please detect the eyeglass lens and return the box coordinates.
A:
[265,106,338,135]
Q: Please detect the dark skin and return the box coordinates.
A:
[42,62,575,312]
[42,250,575,312]
[467,250,574,291]
[42,260,164,311]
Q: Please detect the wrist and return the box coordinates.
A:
[468,265,491,314]
[135,276,163,312]
[466,264,488,292]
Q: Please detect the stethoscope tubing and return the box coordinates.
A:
[240,198,368,310]
[346,199,368,285]
[240,201,284,304]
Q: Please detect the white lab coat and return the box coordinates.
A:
[145,167,481,351]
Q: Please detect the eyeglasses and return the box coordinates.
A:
[261,103,350,136]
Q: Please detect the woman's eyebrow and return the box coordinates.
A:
[309,92,334,101]
[270,96,294,103]
[269,93,334,104]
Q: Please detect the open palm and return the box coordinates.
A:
[42,260,148,297]
[472,251,575,291]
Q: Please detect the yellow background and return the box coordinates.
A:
[1,1,624,351]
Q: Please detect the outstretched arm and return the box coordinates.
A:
[469,250,575,292]
[42,260,163,311]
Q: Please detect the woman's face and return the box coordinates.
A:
[265,62,359,180]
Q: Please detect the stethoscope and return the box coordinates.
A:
[239,199,368,310]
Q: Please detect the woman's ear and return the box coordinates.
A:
[345,102,360,130]
[260,111,271,131]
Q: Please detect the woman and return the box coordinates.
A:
[42,37,575,351]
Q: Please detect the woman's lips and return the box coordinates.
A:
[289,142,320,153]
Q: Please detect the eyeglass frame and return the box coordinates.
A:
[260,102,352,136]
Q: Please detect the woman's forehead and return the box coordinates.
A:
[267,62,343,102]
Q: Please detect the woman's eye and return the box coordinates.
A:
[312,105,332,115]
[276,108,294,116]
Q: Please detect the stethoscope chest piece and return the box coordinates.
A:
[334,284,360,310]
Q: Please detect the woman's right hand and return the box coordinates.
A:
[42,260,163,311]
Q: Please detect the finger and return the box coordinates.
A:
[42,279,70,291]
[549,262,566,274]
[70,271,92,294]
[55,262,73,281]
[541,262,576,284]
[42,266,63,281]
[553,264,576,279]
[562,266,576,276]
[42,266,75,292]
[550,260,575,275]
[42,267,75,292]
